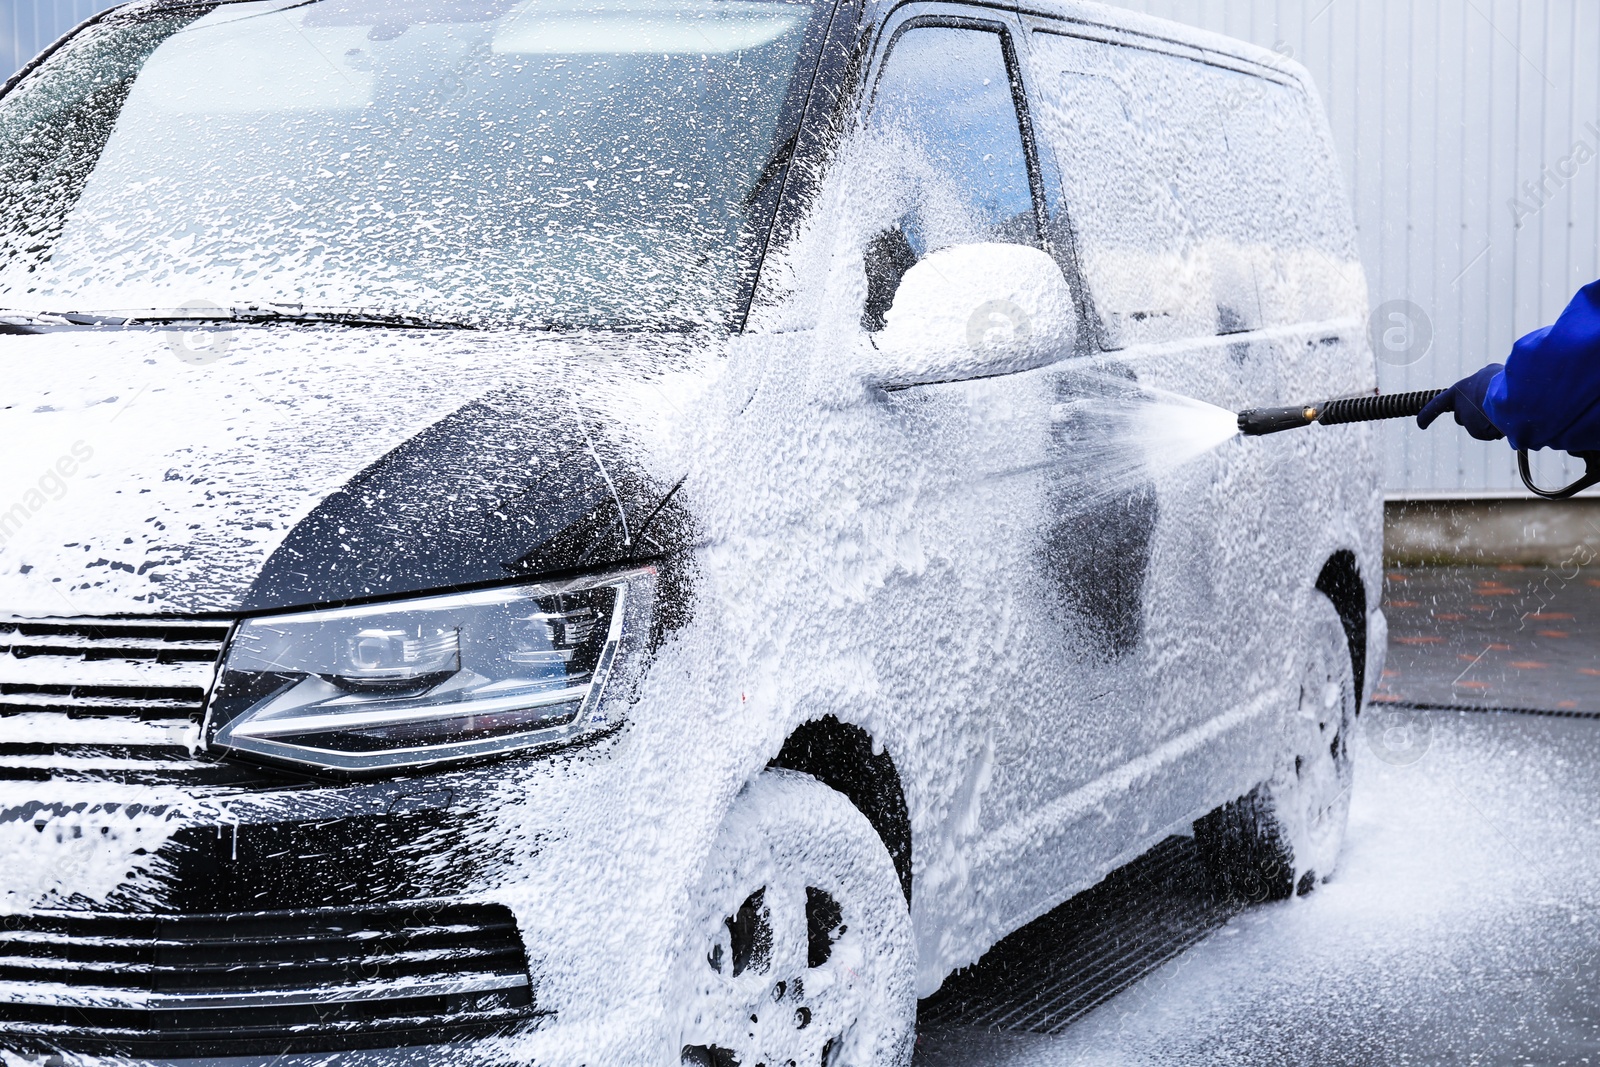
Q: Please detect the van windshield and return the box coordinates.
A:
[0,0,826,329]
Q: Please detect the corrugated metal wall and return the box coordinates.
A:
[3,1,1595,494]
[2,1,122,81]
[1100,0,1600,496]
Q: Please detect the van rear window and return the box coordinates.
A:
[1031,33,1362,349]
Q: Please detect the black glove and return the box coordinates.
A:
[1417,364,1506,441]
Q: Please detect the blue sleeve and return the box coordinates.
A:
[1483,279,1600,451]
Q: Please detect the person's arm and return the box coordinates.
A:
[1418,279,1600,450]
[1482,279,1600,451]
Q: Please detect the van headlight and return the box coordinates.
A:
[205,568,654,775]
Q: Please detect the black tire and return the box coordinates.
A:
[1196,595,1357,903]
[1194,784,1300,903]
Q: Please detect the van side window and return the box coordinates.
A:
[1030,33,1361,349]
[859,25,1040,330]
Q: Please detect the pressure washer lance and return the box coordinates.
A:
[1237,388,1600,500]
[1236,388,1446,437]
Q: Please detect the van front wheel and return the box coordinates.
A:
[674,770,916,1067]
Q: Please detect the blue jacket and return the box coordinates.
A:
[1483,279,1600,451]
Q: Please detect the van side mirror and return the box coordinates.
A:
[865,243,1077,390]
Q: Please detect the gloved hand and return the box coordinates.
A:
[1417,364,1506,441]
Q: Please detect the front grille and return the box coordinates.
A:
[0,901,537,1056]
[0,616,258,785]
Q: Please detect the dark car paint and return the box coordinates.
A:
[158,801,484,911]
[242,391,675,612]
[1044,371,1159,658]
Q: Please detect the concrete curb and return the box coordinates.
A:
[1385,498,1600,566]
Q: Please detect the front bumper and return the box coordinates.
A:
[1,902,537,1059]
[0,764,549,1061]
[0,612,739,1066]
[0,1013,666,1067]
[0,723,725,1067]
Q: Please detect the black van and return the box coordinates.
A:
[0,0,1382,1063]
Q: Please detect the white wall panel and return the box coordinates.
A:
[1101,0,1599,495]
[2,1,122,82]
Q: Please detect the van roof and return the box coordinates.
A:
[102,0,1300,84]
[93,0,1317,104]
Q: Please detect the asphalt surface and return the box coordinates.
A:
[1378,564,1600,714]
[915,565,1600,1066]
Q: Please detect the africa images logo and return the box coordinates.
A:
[966,299,1031,355]
[0,441,95,548]
[165,300,238,365]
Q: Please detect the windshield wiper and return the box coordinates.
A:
[176,305,480,330]
[0,305,480,331]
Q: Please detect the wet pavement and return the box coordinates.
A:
[916,565,1600,1066]
[1378,564,1600,713]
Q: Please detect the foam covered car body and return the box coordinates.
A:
[0,0,1382,1063]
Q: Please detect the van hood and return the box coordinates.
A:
[0,325,694,617]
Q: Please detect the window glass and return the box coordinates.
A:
[1031,33,1362,348]
[856,25,1039,328]
[0,0,827,329]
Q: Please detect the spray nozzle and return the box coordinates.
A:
[1236,404,1321,436]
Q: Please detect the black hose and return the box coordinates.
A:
[1236,388,1596,501]
[1315,389,1446,426]
[1238,388,1449,436]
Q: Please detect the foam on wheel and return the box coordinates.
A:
[1196,594,1356,902]
[674,769,916,1067]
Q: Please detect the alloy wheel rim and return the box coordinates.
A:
[681,877,871,1067]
